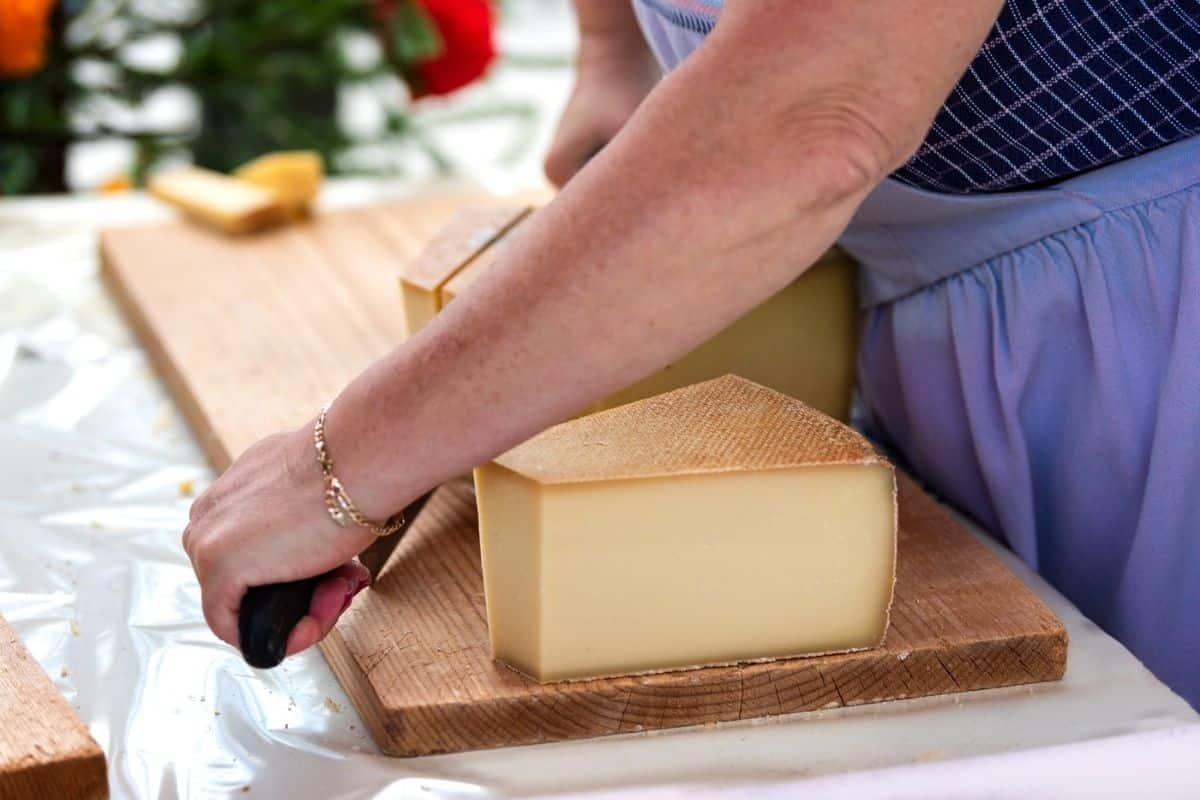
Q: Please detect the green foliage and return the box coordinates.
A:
[388,2,442,63]
[1,5,76,193]
[178,0,372,172]
[0,0,445,193]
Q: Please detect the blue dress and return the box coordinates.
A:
[632,0,1200,708]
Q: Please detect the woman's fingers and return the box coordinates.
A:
[202,578,243,650]
[181,425,383,662]
[284,561,371,657]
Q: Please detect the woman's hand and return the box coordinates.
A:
[543,33,660,187]
[183,423,376,658]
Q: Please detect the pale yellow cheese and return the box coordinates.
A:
[439,214,859,421]
[476,375,897,683]
[399,206,530,337]
[148,167,286,234]
[232,151,323,218]
[596,251,859,420]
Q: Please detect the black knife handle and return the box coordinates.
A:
[237,490,435,669]
[238,574,327,668]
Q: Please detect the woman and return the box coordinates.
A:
[184,1,1200,707]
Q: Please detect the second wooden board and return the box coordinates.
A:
[1,616,107,798]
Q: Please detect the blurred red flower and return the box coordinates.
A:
[374,0,496,98]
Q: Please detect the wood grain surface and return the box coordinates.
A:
[1,616,107,799]
[321,474,1067,756]
[100,191,1067,757]
[101,189,492,469]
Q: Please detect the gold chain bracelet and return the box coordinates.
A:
[314,404,405,537]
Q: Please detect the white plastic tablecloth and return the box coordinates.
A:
[1,187,1198,799]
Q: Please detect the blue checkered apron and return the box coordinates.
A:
[632,0,1200,708]
[633,0,1200,193]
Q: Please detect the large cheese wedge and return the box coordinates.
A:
[438,215,859,420]
[148,166,286,234]
[233,150,324,218]
[400,206,529,336]
[476,375,897,683]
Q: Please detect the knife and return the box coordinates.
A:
[237,490,435,669]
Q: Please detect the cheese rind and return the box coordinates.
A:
[477,376,897,683]
[232,150,324,218]
[399,206,529,336]
[148,167,286,234]
[494,374,885,484]
[475,465,543,678]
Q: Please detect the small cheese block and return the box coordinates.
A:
[439,214,859,420]
[400,206,530,336]
[476,375,897,683]
[232,150,324,218]
[148,166,287,234]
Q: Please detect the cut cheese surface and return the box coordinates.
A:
[399,205,529,336]
[233,150,323,218]
[435,212,859,420]
[148,166,286,234]
[595,251,859,420]
[477,375,897,683]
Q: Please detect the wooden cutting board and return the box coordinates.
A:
[1,615,107,798]
[100,191,1068,757]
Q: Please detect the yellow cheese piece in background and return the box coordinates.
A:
[440,213,860,421]
[476,375,897,683]
[233,151,324,218]
[148,167,286,235]
[399,206,530,337]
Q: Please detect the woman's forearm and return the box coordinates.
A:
[572,0,647,55]
[328,0,1004,519]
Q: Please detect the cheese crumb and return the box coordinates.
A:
[178,479,195,497]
